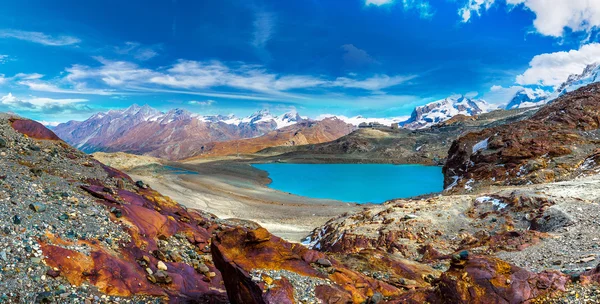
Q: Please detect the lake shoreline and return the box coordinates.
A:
[126,159,365,242]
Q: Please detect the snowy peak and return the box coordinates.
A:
[316,114,408,127]
[555,63,600,97]
[402,96,494,129]
[506,63,600,110]
[505,88,549,110]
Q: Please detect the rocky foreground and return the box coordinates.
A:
[3,84,600,303]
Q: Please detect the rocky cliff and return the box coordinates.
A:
[443,82,600,193]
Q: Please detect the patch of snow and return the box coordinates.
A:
[472,138,489,154]
[476,196,508,210]
[445,176,460,190]
[464,179,474,191]
[301,226,327,249]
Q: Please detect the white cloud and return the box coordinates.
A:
[459,0,600,37]
[252,11,275,49]
[332,74,416,91]
[0,93,89,113]
[188,100,216,106]
[516,43,600,87]
[366,0,434,18]
[507,0,600,37]
[366,0,394,6]
[18,80,115,95]
[0,55,8,64]
[483,85,526,104]
[27,97,87,106]
[114,42,160,61]
[37,120,60,127]
[0,29,80,46]
[459,0,495,22]
[61,57,415,97]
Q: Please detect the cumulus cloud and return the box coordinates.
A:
[0,29,80,46]
[0,55,8,64]
[459,0,600,37]
[459,0,495,22]
[516,43,600,87]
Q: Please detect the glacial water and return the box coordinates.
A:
[252,164,443,204]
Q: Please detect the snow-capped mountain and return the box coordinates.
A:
[553,63,600,98]
[505,88,549,110]
[217,109,305,129]
[316,114,409,127]
[402,96,496,129]
[506,63,600,110]
[51,105,340,159]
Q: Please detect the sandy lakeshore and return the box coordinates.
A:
[125,159,362,241]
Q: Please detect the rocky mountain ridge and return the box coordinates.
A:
[443,82,600,193]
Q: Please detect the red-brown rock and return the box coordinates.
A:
[211,227,403,303]
[10,118,61,140]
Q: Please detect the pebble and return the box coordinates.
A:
[157,261,168,271]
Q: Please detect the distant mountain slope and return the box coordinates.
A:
[402,96,495,129]
[183,117,354,160]
[257,107,535,165]
[505,88,549,110]
[53,105,310,159]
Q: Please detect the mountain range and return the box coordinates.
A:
[51,63,600,160]
[52,105,354,160]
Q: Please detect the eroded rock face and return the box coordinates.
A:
[437,256,569,303]
[444,83,600,193]
[1,114,231,302]
[211,227,403,304]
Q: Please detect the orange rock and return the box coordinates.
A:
[211,227,403,303]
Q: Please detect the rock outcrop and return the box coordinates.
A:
[444,83,600,193]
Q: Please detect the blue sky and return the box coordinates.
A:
[1,0,600,123]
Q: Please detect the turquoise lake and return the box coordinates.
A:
[252,164,443,204]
